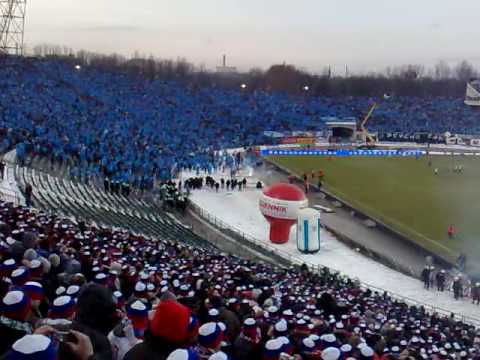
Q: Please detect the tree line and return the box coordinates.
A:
[24,44,478,98]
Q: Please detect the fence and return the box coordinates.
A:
[189,200,480,326]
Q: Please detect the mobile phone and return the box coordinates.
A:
[113,318,131,337]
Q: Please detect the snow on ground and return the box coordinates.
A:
[188,172,480,322]
[1,150,24,205]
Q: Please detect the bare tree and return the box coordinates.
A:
[455,60,476,81]
[24,43,473,97]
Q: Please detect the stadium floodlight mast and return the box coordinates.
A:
[0,0,27,55]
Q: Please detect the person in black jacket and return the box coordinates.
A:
[24,183,33,208]
[232,318,263,360]
[421,266,431,290]
[436,270,446,291]
[453,277,463,300]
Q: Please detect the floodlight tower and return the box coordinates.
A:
[0,0,27,55]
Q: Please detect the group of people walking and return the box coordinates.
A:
[184,176,248,193]
[421,265,480,303]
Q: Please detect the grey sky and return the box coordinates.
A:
[26,0,480,73]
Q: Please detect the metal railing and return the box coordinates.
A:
[189,199,480,326]
[0,184,18,205]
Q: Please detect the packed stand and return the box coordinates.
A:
[1,56,480,192]
[0,200,478,360]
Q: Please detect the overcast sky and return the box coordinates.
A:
[25,0,480,74]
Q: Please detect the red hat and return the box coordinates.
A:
[28,260,43,278]
[126,300,149,337]
[48,295,76,319]
[23,281,44,302]
[150,300,195,344]
[198,322,223,349]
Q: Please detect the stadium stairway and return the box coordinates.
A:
[14,163,214,250]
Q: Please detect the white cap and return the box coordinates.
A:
[66,285,80,296]
[265,338,283,351]
[135,282,146,292]
[321,347,341,360]
[208,308,219,317]
[208,351,229,360]
[360,346,374,357]
[55,286,66,296]
[3,290,25,305]
[12,334,51,355]
[275,319,288,332]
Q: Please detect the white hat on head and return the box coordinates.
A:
[274,319,288,333]
[135,282,146,292]
[208,352,229,360]
[55,286,66,296]
[11,334,54,358]
[66,285,80,296]
[321,347,341,360]
[360,346,374,358]
[166,349,198,360]
[303,337,316,349]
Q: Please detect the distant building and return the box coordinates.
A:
[465,80,480,106]
[216,55,237,74]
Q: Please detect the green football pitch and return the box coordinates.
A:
[269,154,480,266]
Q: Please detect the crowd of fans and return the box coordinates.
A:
[2,54,480,359]
[0,200,479,360]
[1,56,480,193]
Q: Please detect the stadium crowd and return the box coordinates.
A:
[0,200,480,360]
[1,56,480,192]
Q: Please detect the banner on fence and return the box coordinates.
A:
[280,137,316,145]
[261,149,425,157]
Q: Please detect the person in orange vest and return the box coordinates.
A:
[448,224,456,239]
